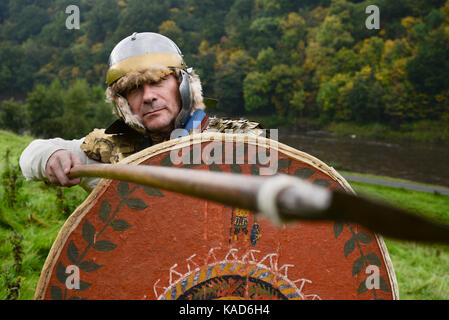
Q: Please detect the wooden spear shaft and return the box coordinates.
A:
[69,164,449,245]
[71,164,261,210]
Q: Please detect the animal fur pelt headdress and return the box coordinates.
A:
[105,64,206,134]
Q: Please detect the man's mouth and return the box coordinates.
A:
[143,107,166,116]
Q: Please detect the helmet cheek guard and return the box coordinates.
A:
[176,69,193,128]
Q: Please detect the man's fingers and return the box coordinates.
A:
[47,171,59,185]
[46,150,81,187]
[57,154,80,186]
[52,157,71,186]
[70,153,83,167]
[46,156,62,185]
[59,153,74,175]
[66,177,81,186]
[57,155,80,186]
[67,153,82,185]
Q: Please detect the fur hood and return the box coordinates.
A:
[105,64,206,134]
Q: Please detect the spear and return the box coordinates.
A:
[69,164,449,245]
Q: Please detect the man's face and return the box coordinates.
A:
[126,74,181,133]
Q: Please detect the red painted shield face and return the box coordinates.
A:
[36,133,398,300]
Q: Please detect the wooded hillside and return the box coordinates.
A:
[0,0,448,139]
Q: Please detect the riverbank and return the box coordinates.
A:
[245,115,449,144]
[278,128,449,188]
[328,121,449,144]
[341,171,449,195]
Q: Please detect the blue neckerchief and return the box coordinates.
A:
[173,109,207,138]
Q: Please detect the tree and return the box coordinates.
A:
[248,17,281,52]
[37,11,76,48]
[0,0,9,25]
[315,15,354,50]
[255,47,275,72]
[191,40,218,97]
[7,5,49,42]
[280,12,307,47]
[406,31,449,95]
[267,64,303,117]
[317,73,352,121]
[359,37,385,70]
[244,64,303,118]
[61,79,91,139]
[115,1,171,40]
[27,79,65,138]
[331,47,360,75]
[85,0,120,43]
[224,0,255,48]
[158,20,184,49]
[0,44,36,95]
[0,99,27,133]
[346,67,385,123]
[243,71,271,113]
[214,49,254,115]
[61,79,115,139]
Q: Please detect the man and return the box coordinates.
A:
[20,32,262,192]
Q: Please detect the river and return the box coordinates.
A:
[278,130,449,188]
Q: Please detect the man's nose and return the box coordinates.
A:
[142,83,157,103]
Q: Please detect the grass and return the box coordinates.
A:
[0,129,448,300]
[350,181,449,300]
[340,170,449,191]
[0,130,87,300]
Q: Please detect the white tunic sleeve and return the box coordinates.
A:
[19,137,101,192]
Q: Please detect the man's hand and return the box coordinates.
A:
[46,150,82,187]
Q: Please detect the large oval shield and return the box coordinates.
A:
[35,133,398,300]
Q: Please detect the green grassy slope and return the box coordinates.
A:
[350,181,449,300]
[0,130,86,300]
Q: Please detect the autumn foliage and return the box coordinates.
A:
[0,0,448,138]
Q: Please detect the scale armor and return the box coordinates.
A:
[80,118,265,164]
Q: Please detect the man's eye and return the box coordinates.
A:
[157,76,169,84]
[131,84,142,92]
[125,85,141,96]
